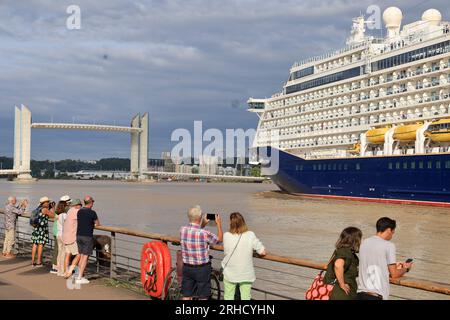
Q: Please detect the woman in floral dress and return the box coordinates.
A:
[31,197,55,266]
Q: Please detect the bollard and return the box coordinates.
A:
[110,232,116,278]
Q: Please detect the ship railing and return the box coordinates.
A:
[1,210,449,300]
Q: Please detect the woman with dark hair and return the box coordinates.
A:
[324,227,362,300]
[221,212,266,300]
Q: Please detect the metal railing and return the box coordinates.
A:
[1,209,449,300]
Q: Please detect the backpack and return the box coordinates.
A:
[29,206,42,227]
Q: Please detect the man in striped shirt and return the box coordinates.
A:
[180,205,223,300]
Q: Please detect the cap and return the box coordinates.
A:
[70,199,82,206]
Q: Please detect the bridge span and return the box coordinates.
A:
[5,105,148,181]
[31,123,143,133]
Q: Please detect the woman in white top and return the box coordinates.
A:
[56,206,69,276]
[221,212,266,300]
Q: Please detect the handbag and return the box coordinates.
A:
[219,234,242,281]
[305,252,336,300]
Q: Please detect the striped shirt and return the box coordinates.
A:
[180,223,219,265]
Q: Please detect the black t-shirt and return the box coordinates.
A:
[77,208,98,237]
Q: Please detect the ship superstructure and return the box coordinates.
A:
[248,7,450,203]
[249,7,450,160]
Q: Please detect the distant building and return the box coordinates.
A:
[66,170,130,180]
[199,155,218,175]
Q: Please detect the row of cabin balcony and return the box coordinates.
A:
[264,73,450,121]
[258,136,360,150]
[268,58,450,111]
[259,104,448,139]
[315,52,364,73]
[261,99,450,132]
[291,41,369,69]
[262,91,450,130]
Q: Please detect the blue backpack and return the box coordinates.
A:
[29,206,42,227]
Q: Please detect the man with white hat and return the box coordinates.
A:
[3,196,28,258]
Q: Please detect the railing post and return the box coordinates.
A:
[110,231,116,279]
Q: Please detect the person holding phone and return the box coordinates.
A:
[357,217,413,300]
[179,205,223,300]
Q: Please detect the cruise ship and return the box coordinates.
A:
[248,7,450,204]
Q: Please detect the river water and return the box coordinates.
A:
[1,179,449,299]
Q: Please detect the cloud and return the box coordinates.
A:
[0,0,448,160]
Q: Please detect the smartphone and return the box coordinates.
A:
[206,213,216,221]
[405,258,413,263]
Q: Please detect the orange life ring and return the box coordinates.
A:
[140,241,172,298]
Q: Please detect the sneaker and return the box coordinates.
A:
[49,268,58,274]
[75,277,90,285]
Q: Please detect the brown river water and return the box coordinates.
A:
[1,179,449,299]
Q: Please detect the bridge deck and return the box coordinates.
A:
[31,123,142,133]
[0,255,146,300]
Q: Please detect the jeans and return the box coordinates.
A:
[223,278,253,300]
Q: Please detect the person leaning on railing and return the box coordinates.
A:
[3,196,28,258]
[221,212,266,300]
[323,227,362,300]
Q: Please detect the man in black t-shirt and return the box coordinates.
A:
[75,195,100,285]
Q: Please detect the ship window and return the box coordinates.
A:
[395,162,400,170]
[344,164,348,171]
[328,164,332,170]
[356,163,361,170]
[403,162,408,170]
[427,161,433,169]
[313,164,317,171]
[388,163,393,170]
[410,162,416,170]
[318,164,322,171]
[436,161,441,169]
[419,161,424,169]
[338,164,343,171]
[446,161,450,169]
[333,164,337,171]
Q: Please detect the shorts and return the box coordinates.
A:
[181,263,211,299]
[65,242,79,255]
[77,236,94,255]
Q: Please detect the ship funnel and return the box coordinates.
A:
[422,9,442,26]
[383,7,403,39]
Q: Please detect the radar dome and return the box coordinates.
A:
[383,7,403,28]
[422,9,442,26]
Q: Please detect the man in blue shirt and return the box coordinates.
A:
[76,195,100,285]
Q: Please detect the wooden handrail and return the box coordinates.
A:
[1,209,449,296]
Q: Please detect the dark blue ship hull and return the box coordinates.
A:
[261,147,450,204]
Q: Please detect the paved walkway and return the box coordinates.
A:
[0,255,147,300]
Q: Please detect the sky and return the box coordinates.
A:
[0,0,448,161]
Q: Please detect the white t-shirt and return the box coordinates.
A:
[57,212,68,238]
[357,235,396,299]
[221,231,265,283]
